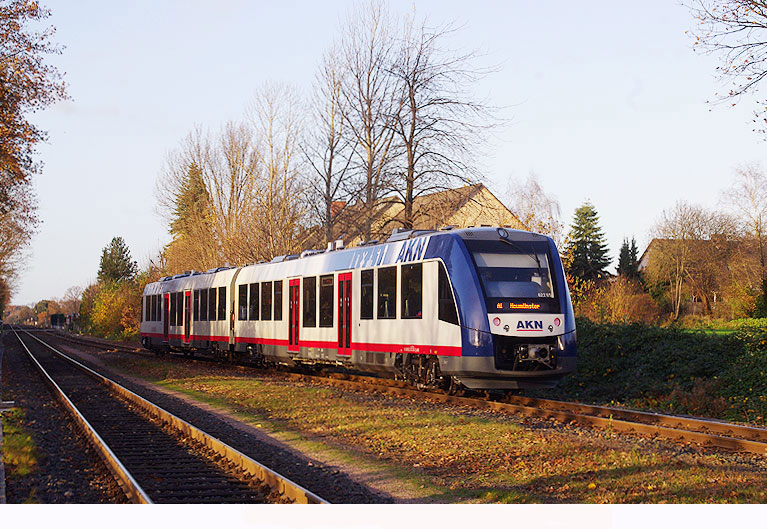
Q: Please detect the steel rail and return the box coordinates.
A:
[19,329,328,504]
[44,330,767,455]
[11,328,153,504]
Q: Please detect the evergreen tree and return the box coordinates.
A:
[564,201,611,281]
[616,237,640,278]
[97,236,137,283]
[170,163,209,237]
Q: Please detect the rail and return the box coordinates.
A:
[14,328,328,504]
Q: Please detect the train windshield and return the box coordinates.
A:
[466,239,559,313]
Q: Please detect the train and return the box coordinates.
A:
[139,227,576,391]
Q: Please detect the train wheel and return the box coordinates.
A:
[446,376,462,396]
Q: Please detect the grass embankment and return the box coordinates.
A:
[2,408,39,503]
[542,318,767,425]
[106,356,767,503]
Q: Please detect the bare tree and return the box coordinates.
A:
[721,164,767,298]
[686,1,767,132]
[248,84,307,259]
[304,46,355,245]
[647,201,740,318]
[505,173,563,245]
[61,285,84,315]
[389,14,496,229]
[157,123,260,272]
[338,0,402,241]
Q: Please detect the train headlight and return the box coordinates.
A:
[554,317,561,327]
[492,317,501,327]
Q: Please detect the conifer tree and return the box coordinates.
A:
[616,237,639,278]
[170,163,209,237]
[564,201,611,281]
[97,236,137,283]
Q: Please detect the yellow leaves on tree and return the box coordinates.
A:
[81,278,146,341]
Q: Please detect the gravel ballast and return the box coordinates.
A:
[0,332,127,503]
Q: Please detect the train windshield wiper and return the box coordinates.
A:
[499,237,542,272]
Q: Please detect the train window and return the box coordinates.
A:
[169,291,177,326]
[154,294,159,321]
[261,282,272,321]
[303,276,317,327]
[438,262,459,325]
[177,292,184,325]
[193,290,200,322]
[180,293,185,323]
[319,275,334,327]
[149,295,154,321]
[143,296,147,323]
[178,292,184,325]
[175,292,180,325]
[208,287,217,321]
[238,284,248,321]
[377,267,397,319]
[273,281,283,321]
[218,287,226,321]
[360,269,373,320]
[200,289,208,321]
[249,283,259,320]
[401,263,422,319]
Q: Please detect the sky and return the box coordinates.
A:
[13,0,767,306]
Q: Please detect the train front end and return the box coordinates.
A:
[438,228,576,390]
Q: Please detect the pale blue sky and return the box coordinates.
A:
[16,0,767,305]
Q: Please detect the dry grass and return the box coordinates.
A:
[2,408,39,480]
[106,356,767,503]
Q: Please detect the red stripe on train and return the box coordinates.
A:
[143,333,461,357]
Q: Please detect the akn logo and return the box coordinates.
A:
[516,320,543,331]
[395,237,426,263]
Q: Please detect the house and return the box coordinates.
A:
[310,183,526,248]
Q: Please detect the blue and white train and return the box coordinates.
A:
[140,227,576,390]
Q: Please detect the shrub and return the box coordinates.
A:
[79,272,152,341]
[544,317,767,424]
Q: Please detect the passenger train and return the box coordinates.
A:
[139,227,576,390]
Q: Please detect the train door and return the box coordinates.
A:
[337,272,352,356]
[288,279,300,353]
[163,293,170,342]
[183,290,191,343]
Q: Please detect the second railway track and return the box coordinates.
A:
[12,328,327,504]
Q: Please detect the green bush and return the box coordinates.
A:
[542,317,767,424]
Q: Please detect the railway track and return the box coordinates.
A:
[40,329,767,456]
[11,328,327,504]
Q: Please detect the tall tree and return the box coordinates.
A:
[304,45,354,245]
[564,201,611,282]
[616,237,640,278]
[388,14,494,229]
[338,0,401,241]
[170,162,209,238]
[0,0,66,205]
[248,84,306,260]
[0,277,9,316]
[686,1,767,133]
[98,236,138,283]
[0,0,66,293]
[506,174,563,245]
[158,123,259,272]
[721,164,767,302]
